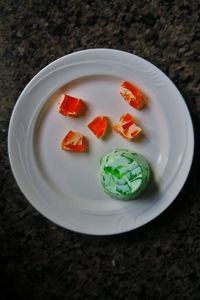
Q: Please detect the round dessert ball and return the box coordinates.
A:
[100,148,150,200]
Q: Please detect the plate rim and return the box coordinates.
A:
[8,48,194,235]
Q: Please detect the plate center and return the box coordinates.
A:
[33,74,169,212]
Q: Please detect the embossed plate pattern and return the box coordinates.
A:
[8,49,194,235]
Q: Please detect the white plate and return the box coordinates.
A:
[8,49,194,235]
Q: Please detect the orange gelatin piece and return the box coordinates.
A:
[87,116,108,138]
[61,130,87,152]
[58,94,85,117]
[120,81,146,109]
[113,113,141,140]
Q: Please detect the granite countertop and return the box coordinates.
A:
[1,0,200,299]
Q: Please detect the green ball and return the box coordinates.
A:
[100,148,150,200]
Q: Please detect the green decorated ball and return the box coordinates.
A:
[100,148,150,200]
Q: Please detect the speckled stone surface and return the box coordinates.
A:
[1,0,200,299]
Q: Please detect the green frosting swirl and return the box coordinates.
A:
[100,148,150,200]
